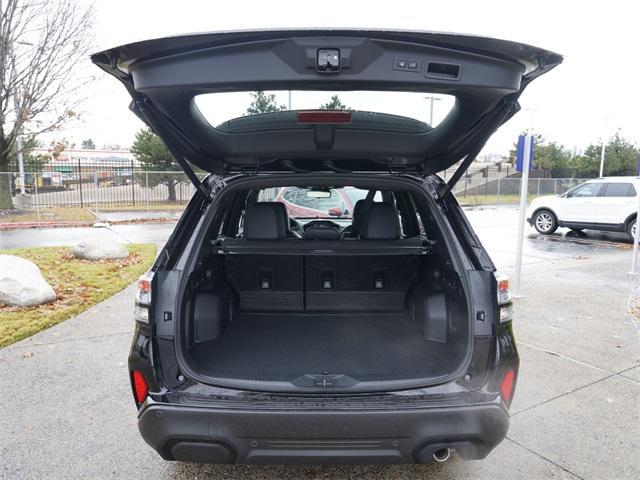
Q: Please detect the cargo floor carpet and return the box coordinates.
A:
[189,312,453,382]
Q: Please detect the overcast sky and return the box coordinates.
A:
[52,0,639,157]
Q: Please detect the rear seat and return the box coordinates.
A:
[306,203,418,311]
[226,202,303,310]
[224,201,421,313]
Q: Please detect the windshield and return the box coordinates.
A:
[195,90,455,129]
[258,186,380,219]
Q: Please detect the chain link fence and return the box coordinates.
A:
[453,176,589,207]
[0,169,590,226]
[0,170,203,225]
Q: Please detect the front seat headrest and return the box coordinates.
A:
[359,203,401,240]
[244,202,287,240]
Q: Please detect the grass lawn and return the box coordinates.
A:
[456,193,544,206]
[0,207,96,223]
[0,244,156,347]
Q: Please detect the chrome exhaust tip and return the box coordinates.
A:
[433,448,451,462]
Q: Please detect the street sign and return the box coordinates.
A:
[516,134,535,172]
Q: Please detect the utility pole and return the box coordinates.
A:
[424,96,441,126]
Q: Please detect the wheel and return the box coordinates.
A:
[627,218,637,242]
[533,210,558,235]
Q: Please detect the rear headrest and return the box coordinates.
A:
[350,199,366,234]
[244,202,288,240]
[359,203,401,240]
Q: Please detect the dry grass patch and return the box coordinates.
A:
[0,244,156,347]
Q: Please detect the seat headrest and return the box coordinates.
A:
[244,202,288,240]
[359,203,401,240]
[350,199,366,234]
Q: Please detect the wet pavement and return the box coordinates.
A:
[1,245,638,479]
[0,222,176,250]
[464,206,632,272]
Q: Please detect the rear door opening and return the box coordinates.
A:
[91,29,558,393]
[172,177,479,392]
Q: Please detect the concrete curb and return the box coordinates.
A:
[0,217,176,231]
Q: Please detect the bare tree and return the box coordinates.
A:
[0,0,94,209]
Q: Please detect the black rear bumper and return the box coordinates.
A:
[138,401,509,464]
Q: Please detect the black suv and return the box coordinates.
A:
[93,30,560,465]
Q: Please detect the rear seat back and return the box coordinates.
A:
[229,202,302,310]
[224,201,420,313]
[226,255,303,311]
[305,255,419,311]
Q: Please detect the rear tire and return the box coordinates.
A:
[627,218,637,242]
[533,210,558,235]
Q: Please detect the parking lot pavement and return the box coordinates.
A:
[464,206,633,272]
[1,244,638,479]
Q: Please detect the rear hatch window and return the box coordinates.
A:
[195,91,456,130]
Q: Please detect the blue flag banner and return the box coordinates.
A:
[516,134,535,172]
[637,153,640,176]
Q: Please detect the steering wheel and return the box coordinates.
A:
[303,220,342,231]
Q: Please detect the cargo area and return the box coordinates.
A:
[180,250,470,390]
[176,189,472,391]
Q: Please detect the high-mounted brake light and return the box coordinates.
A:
[131,370,149,404]
[495,272,513,323]
[297,110,352,124]
[134,272,154,324]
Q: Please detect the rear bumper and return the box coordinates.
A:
[138,401,509,464]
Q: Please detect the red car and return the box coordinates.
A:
[275,186,371,218]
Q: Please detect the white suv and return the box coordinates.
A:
[527,177,640,241]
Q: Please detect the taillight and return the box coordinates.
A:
[134,272,154,324]
[500,370,516,405]
[496,273,513,323]
[131,370,149,404]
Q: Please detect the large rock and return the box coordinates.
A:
[0,255,56,307]
[72,239,129,260]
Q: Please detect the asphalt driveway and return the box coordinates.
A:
[1,210,639,479]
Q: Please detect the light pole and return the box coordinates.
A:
[599,117,609,178]
[424,96,441,126]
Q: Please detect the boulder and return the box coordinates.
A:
[72,238,129,260]
[0,255,56,307]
